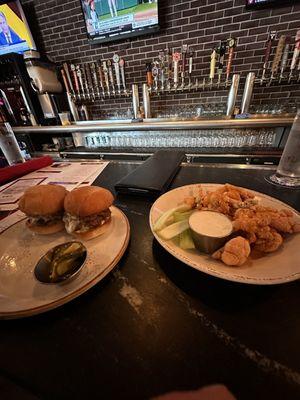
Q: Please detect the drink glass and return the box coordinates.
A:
[268,111,300,187]
[0,122,25,165]
[58,112,71,126]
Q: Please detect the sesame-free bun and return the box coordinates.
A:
[64,186,114,217]
[26,220,65,234]
[19,185,67,216]
[72,218,111,241]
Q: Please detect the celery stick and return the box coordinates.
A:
[173,210,193,222]
[179,229,195,250]
[157,220,189,240]
[165,215,175,226]
[153,204,192,232]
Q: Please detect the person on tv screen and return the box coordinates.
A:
[82,0,91,21]
[90,1,99,30]
[108,0,118,18]
[0,12,23,46]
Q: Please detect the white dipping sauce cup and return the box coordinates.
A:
[189,210,233,254]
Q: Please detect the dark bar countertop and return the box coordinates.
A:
[0,162,300,400]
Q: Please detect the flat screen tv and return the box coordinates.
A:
[0,0,36,56]
[80,0,159,44]
[246,0,300,8]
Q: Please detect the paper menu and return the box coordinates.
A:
[27,161,109,189]
[0,178,47,205]
[0,161,109,211]
[0,178,48,211]
[0,210,26,234]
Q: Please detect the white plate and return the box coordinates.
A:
[150,184,300,285]
[0,206,130,319]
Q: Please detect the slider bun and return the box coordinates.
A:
[72,218,111,241]
[26,220,65,234]
[64,186,114,217]
[19,185,67,216]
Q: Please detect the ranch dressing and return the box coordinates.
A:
[189,211,232,238]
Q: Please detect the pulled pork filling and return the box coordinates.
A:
[27,213,63,226]
[63,209,111,234]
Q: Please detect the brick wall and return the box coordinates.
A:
[23,0,300,119]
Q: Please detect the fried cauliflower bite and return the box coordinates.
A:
[201,184,257,217]
[233,208,271,233]
[253,228,283,253]
[201,190,231,215]
[293,222,300,233]
[184,186,205,209]
[212,236,251,266]
[224,184,255,201]
[184,196,197,208]
[268,208,300,234]
[233,206,287,253]
[234,205,299,238]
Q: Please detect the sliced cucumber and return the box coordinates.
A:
[153,205,192,232]
[157,220,189,240]
[173,210,193,222]
[179,230,195,250]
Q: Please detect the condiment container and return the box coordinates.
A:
[189,210,233,254]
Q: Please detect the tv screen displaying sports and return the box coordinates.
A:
[246,0,300,8]
[80,0,159,44]
[0,0,36,56]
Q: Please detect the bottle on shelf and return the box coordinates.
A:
[0,120,25,165]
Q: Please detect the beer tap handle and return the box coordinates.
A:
[217,41,227,86]
[119,58,127,94]
[279,35,291,82]
[90,62,100,97]
[226,37,237,83]
[61,69,70,93]
[152,64,159,93]
[70,64,79,94]
[289,30,300,82]
[173,61,178,89]
[146,62,153,87]
[158,50,165,91]
[270,35,286,81]
[261,31,276,84]
[167,46,172,90]
[102,61,110,97]
[209,48,217,84]
[181,44,188,87]
[160,67,165,92]
[85,63,94,99]
[107,60,116,96]
[63,62,74,93]
[173,52,181,89]
[188,47,194,87]
[112,54,121,95]
[81,64,89,98]
[188,50,193,74]
[76,65,84,98]
[97,62,105,97]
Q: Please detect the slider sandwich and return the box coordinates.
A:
[63,186,114,240]
[19,184,67,234]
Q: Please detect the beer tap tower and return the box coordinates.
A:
[260,30,300,85]
[144,38,239,95]
[62,55,131,103]
[60,28,300,121]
